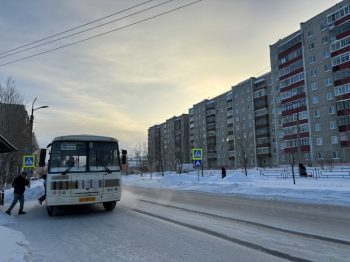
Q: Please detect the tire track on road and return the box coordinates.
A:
[139,199,350,246]
[132,208,313,262]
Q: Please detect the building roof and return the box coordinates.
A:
[0,135,17,153]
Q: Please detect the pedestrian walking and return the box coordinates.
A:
[6,171,29,215]
[221,166,226,180]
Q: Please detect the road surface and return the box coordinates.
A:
[3,186,350,261]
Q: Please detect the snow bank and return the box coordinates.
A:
[123,169,350,206]
[0,180,44,262]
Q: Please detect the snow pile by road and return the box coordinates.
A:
[123,169,350,206]
[0,180,44,262]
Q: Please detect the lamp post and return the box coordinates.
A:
[29,97,48,154]
[27,98,48,177]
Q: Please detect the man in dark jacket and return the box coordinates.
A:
[221,166,226,180]
[6,171,29,215]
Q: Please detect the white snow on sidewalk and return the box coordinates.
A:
[0,180,44,262]
[122,169,350,206]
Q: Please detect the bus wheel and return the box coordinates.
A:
[47,206,56,216]
[103,201,116,211]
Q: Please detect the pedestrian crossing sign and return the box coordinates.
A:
[192,148,202,160]
[23,155,35,168]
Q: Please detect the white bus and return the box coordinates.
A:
[39,135,127,216]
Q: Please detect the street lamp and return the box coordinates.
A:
[29,97,49,155]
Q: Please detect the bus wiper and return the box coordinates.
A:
[62,165,73,175]
[103,165,112,174]
[96,158,112,174]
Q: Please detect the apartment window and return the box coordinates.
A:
[316,137,323,145]
[333,151,340,159]
[315,123,321,131]
[313,96,319,104]
[299,110,307,120]
[314,109,320,117]
[310,68,317,77]
[331,135,339,144]
[309,43,315,50]
[304,153,311,160]
[318,152,324,160]
[320,23,327,31]
[324,64,331,72]
[309,55,316,64]
[311,82,318,90]
[321,36,329,44]
[329,105,336,114]
[325,78,332,86]
[330,121,337,129]
[327,91,334,100]
[323,49,330,58]
[307,30,313,37]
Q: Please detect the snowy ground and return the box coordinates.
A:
[1,168,350,261]
[0,180,44,262]
[122,168,350,206]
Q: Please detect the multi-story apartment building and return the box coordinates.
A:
[0,103,31,185]
[149,1,350,170]
[270,0,350,165]
[189,92,232,169]
[148,114,189,172]
[231,78,256,168]
[252,73,275,167]
[188,74,273,169]
[148,124,162,172]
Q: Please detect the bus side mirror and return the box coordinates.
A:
[121,150,127,165]
[39,149,47,167]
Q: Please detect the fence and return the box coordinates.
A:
[315,169,350,178]
[259,167,350,179]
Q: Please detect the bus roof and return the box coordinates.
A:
[52,135,118,143]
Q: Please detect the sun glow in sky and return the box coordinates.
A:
[0,0,340,152]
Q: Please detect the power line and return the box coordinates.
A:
[0,0,177,59]
[0,0,156,56]
[0,0,202,67]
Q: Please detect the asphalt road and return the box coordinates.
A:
[3,186,350,261]
[123,186,350,262]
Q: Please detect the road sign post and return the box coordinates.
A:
[23,155,35,168]
[194,160,202,181]
[192,148,203,181]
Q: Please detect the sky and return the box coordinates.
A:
[0,0,341,153]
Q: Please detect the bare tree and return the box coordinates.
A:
[133,143,143,176]
[0,77,24,104]
[142,142,148,173]
[133,142,149,176]
[235,121,252,176]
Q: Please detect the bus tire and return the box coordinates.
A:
[103,201,116,211]
[47,206,56,216]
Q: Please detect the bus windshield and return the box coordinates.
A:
[49,141,119,173]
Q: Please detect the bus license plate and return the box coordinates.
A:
[79,197,96,202]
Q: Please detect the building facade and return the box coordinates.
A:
[148,0,350,171]
[270,0,350,165]
[189,92,232,169]
[148,114,189,172]
[0,103,30,185]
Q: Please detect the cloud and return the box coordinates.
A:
[0,0,341,152]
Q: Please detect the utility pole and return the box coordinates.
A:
[27,97,48,174]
